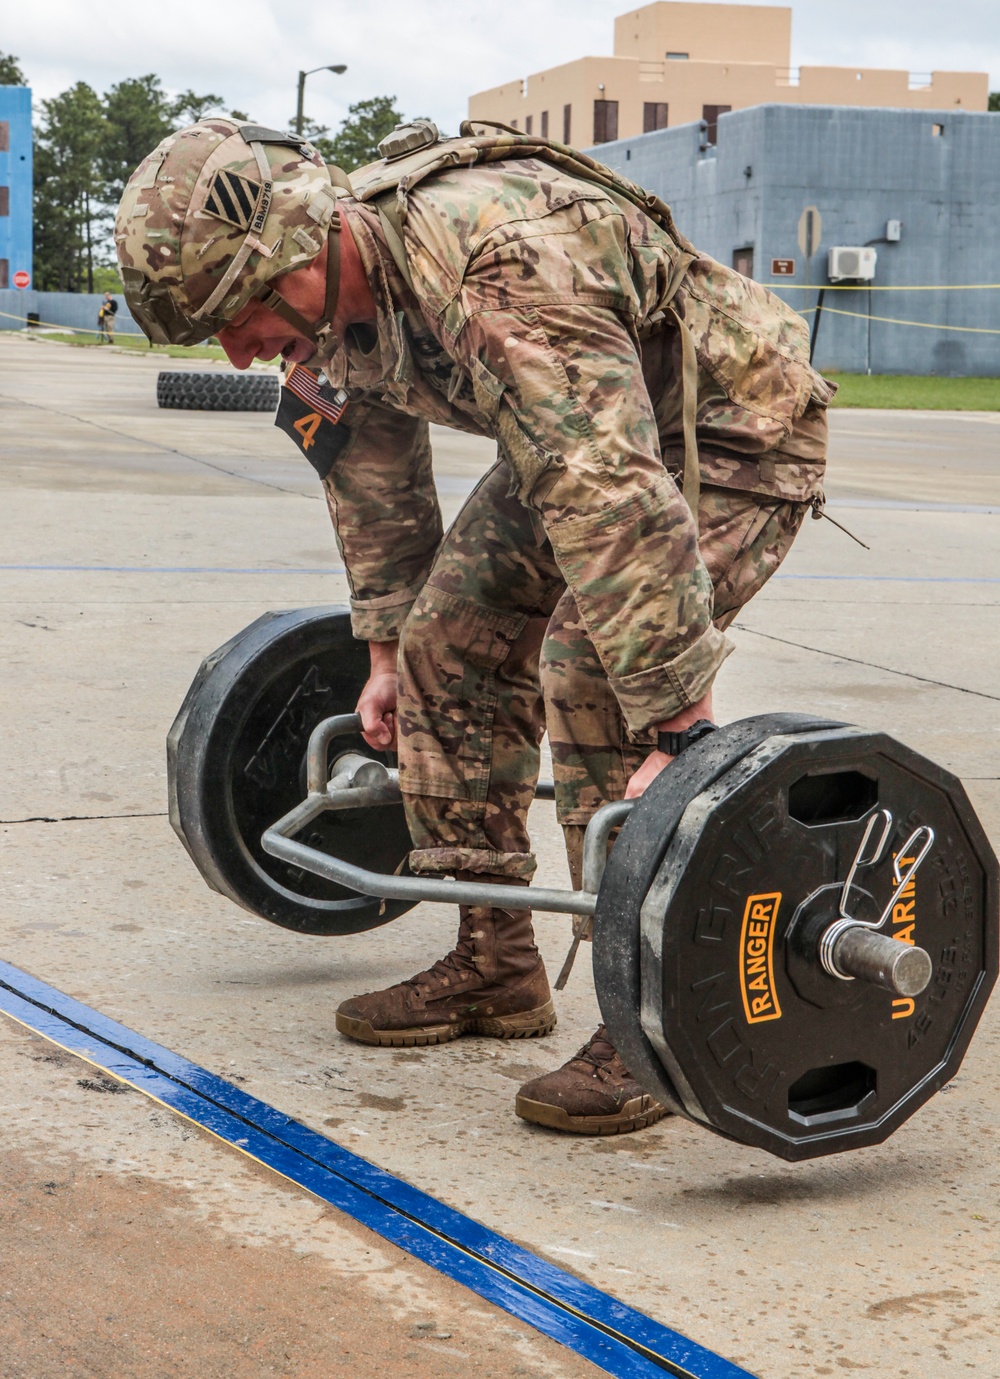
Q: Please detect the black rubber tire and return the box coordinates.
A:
[156,370,280,412]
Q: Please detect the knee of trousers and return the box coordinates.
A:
[397,584,530,799]
[540,613,652,826]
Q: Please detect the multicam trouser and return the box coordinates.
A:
[396,454,815,884]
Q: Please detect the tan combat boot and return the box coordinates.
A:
[514,1025,669,1135]
[335,877,556,1048]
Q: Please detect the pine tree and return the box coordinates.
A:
[101,75,174,204]
[0,51,27,85]
[33,83,108,292]
[170,88,226,125]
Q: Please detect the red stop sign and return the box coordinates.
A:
[13,269,30,288]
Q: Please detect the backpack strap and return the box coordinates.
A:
[373,192,416,293]
[666,304,701,528]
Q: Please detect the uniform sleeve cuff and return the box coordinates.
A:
[349,591,420,642]
[609,626,733,733]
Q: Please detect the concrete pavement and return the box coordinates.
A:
[2,332,999,1377]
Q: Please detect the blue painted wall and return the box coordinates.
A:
[590,105,1000,377]
[0,288,138,334]
[0,85,32,296]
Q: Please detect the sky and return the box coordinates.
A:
[4,0,998,136]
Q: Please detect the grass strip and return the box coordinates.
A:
[26,332,231,362]
[22,337,1000,408]
[827,374,1000,410]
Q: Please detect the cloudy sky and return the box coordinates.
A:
[4,0,997,135]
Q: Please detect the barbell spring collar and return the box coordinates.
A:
[819,918,933,997]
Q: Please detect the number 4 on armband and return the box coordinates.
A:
[292,411,322,451]
[274,386,351,481]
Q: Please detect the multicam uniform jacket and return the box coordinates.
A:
[316,146,832,732]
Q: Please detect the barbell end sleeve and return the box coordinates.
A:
[829,925,933,997]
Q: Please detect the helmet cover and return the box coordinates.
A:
[116,119,341,345]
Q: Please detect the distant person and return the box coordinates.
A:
[97,291,118,343]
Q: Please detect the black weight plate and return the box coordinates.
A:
[168,606,415,935]
[639,725,999,1160]
[594,714,843,1114]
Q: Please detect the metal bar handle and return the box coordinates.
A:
[306,712,364,794]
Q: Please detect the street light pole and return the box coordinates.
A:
[295,64,347,137]
[295,71,307,137]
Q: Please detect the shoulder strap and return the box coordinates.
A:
[374,193,416,292]
[666,305,701,525]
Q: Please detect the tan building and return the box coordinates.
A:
[468,1,988,147]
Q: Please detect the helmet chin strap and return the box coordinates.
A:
[258,217,342,356]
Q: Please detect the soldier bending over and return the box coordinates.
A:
[116,118,832,1135]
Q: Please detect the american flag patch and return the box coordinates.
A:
[283,364,348,423]
[205,169,262,231]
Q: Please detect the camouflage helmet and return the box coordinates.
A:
[115,118,346,346]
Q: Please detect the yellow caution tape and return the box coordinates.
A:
[765,282,1000,291]
[0,306,143,336]
[804,304,1000,335]
[4,295,998,351]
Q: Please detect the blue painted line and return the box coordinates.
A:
[827,499,1000,513]
[0,959,753,1379]
[775,574,1000,584]
[2,565,999,586]
[0,565,347,574]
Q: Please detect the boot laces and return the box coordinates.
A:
[400,907,484,993]
[569,1025,624,1079]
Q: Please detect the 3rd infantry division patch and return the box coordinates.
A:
[205,169,263,231]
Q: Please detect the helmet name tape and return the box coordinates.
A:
[205,170,264,231]
[251,183,273,235]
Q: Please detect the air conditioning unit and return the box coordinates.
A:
[828,246,877,283]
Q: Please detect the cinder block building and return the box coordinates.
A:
[0,84,32,293]
[591,104,1000,377]
[469,1,988,148]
